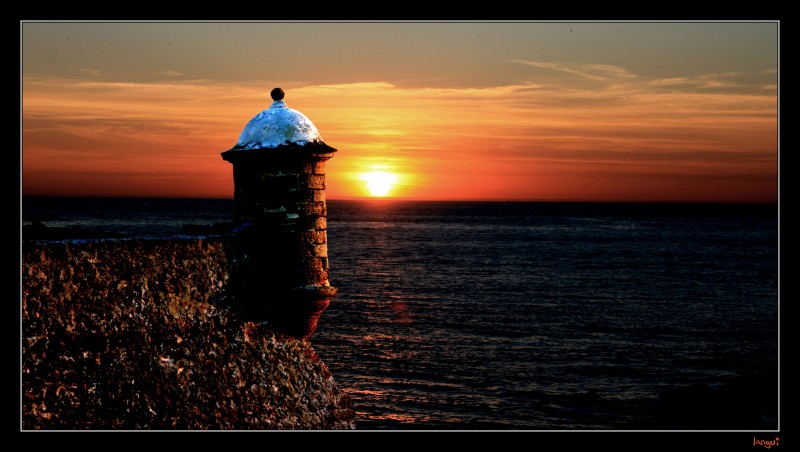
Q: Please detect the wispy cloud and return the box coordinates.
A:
[156,69,184,77]
[510,60,775,97]
[508,59,636,81]
[75,68,105,77]
[647,71,751,90]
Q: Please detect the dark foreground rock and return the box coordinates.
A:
[21,239,355,430]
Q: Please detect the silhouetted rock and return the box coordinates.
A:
[21,239,355,430]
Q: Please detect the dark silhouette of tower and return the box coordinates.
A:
[221,88,337,338]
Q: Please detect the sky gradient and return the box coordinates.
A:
[21,21,779,201]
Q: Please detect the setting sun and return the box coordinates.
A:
[361,171,398,197]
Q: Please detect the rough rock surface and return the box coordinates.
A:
[21,239,355,430]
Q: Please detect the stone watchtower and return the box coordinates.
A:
[221,88,337,338]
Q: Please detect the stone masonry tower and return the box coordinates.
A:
[221,88,337,338]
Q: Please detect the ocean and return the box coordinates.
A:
[21,197,780,430]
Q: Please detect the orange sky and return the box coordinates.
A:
[21,21,779,202]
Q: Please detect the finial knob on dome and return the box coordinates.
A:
[230,86,325,149]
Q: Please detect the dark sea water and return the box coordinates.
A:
[21,197,780,431]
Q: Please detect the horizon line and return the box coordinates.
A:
[20,194,779,204]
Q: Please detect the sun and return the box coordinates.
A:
[361,171,398,197]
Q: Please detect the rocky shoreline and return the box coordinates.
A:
[21,239,355,430]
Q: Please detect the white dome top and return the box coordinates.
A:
[234,99,323,149]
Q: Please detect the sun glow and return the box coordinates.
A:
[361,171,398,197]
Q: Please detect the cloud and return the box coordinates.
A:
[155,69,184,77]
[509,59,775,97]
[647,71,758,91]
[75,68,105,77]
[508,59,636,81]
